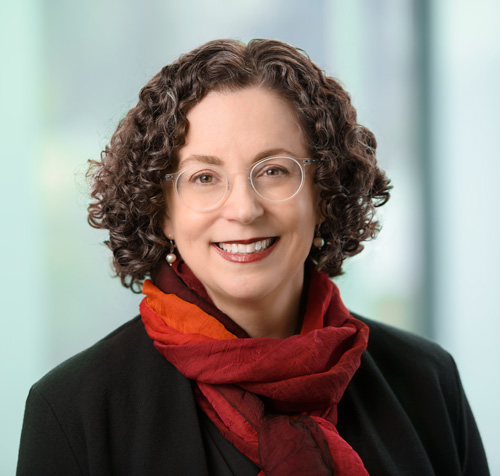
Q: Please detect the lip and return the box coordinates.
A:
[212,237,279,263]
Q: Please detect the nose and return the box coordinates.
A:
[219,175,264,224]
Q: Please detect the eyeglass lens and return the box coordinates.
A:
[175,156,304,211]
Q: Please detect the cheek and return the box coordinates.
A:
[280,201,316,247]
[297,190,320,226]
[172,213,213,250]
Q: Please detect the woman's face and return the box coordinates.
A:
[163,86,322,309]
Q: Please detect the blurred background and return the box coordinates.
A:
[1,0,499,473]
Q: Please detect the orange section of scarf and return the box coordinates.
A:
[142,279,237,342]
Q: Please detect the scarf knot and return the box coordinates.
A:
[140,263,370,475]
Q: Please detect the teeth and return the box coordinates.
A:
[218,239,273,254]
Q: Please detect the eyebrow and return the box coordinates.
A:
[179,148,303,167]
[180,155,224,167]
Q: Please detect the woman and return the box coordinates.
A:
[17,39,489,475]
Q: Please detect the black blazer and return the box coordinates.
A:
[16,315,490,476]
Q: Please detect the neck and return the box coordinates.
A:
[206,275,304,339]
[166,259,307,339]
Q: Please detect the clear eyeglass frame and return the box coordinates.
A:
[164,155,320,212]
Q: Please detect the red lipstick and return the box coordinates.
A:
[212,238,278,263]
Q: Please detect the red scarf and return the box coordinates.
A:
[141,262,370,475]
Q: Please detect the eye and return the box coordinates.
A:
[194,173,214,183]
[255,164,291,180]
[262,166,289,177]
[188,168,223,186]
[252,157,297,180]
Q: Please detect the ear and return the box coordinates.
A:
[161,181,176,239]
[161,211,174,240]
[315,198,327,226]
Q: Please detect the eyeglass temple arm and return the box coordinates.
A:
[303,159,321,164]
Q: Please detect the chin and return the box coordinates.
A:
[212,277,273,303]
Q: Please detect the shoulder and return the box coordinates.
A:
[340,314,490,475]
[355,313,455,377]
[19,318,209,474]
[349,313,463,432]
[350,313,463,424]
[34,317,149,389]
[358,313,442,351]
[30,316,186,413]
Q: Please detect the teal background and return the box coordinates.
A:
[1,0,499,473]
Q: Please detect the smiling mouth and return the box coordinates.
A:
[215,237,278,255]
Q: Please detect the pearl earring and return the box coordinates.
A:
[313,225,325,249]
[166,239,177,266]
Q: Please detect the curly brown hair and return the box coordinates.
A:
[87,39,391,292]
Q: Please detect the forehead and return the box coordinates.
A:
[178,87,308,165]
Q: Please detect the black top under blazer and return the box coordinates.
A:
[16,315,490,475]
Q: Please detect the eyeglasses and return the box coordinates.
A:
[164,155,319,211]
